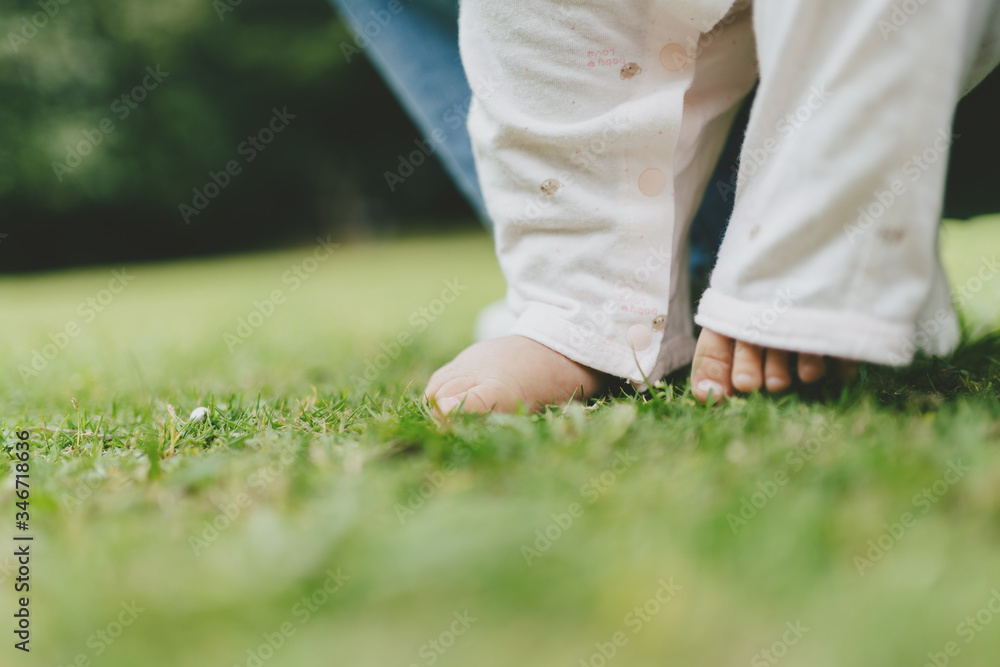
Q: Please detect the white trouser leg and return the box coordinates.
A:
[696,0,1000,365]
[459,0,757,386]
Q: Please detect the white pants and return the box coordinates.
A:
[460,0,1000,386]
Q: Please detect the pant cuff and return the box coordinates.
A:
[511,304,671,388]
[694,288,957,366]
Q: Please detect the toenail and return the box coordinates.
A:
[696,379,724,396]
[765,376,785,392]
[733,373,755,388]
[626,324,653,351]
[433,396,461,417]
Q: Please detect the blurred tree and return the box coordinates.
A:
[0,0,474,272]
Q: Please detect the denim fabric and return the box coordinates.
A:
[329,0,488,220]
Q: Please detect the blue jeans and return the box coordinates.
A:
[330,0,487,222]
[329,0,747,275]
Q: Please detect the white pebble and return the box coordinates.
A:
[189,406,209,422]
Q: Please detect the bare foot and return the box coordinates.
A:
[425,335,606,417]
[691,328,859,404]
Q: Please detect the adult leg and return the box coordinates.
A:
[329,0,488,220]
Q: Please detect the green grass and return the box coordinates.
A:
[1,219,999,667]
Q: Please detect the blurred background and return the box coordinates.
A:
[0,0,479,273]
[3,0,1000,274]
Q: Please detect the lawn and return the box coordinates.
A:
[1,218,999,667]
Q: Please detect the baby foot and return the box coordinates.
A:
[425,335,606,417]
[691,328,859,404]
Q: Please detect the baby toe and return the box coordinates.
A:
[691,329,735,404]
[764,349,792,393]
[797,353,827,384]
[731,341,764,393]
